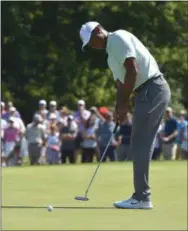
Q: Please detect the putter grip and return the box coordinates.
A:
[113,122,119,133]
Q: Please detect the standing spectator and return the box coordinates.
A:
[81,115,98,163]
[60,115,78,164]
[47,101,60,120]
[116,112,132,161]
[1,118,7,157]
[160,107,178,160]
[35,100,48,117]
[48,113,57,130]
[5,142,23,167]
[39,111,49,131]
[25,114,46,165]
[74,100,91,158]
[97,111,118,162]
[59,106,69,126]
[2,101,21,120]
[175,110,187,160]
[152,122,164,160]
[90,106,105,127]
[4,107,25,134]
[46,125,60,165]
[3,117,21,163]
[1,101,6,116]
[180,123,188,160]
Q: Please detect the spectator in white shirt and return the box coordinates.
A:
[47,101,60,120]
[35,100,48,117]
[74,100,91,149]
[152,122,164,160]
[25,114,46,165]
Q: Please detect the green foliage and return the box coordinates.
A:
[1,1,187,120]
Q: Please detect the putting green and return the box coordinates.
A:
[2,161,187,230]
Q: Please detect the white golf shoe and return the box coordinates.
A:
[113,198,153,209]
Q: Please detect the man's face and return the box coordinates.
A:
[78,104,85,111]
[39,104,46,110]
[165,110,172,119]
[50,105,56,111]
[88,27,105,50]
[179,113,186,121]
[10,111,15,116]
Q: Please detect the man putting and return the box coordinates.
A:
[79,22,171,209]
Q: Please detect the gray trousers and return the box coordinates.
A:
[131,76,171,201]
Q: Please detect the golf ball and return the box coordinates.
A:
[47,205,53,212]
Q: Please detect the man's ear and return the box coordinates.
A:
[93,26,101,35]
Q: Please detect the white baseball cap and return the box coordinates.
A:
[39,100,47,105]
[49,101,57,106]
[77,99,85,105]
[1,101,5,107]
[80,21,100,50]
[10,106,16,112]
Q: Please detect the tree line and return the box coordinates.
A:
[1,1,188,122]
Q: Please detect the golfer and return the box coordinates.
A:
[79,22,171,209]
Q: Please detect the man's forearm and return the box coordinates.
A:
[116,71,136,107]
[167,130,178,140]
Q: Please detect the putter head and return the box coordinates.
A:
[75,196,89,201]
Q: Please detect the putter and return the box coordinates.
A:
[75,122,119,201]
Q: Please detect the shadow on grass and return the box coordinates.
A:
[2,205,115,209]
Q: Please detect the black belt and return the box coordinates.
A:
[134,75,162,94]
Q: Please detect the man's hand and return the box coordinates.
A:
[114,102,129,125]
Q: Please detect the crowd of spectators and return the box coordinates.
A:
[1,99,188,167]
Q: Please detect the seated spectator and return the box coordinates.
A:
[152,122,164,160]
[96,111,118,162]
[47,101,60,120]
[60,115,78,164]
[116,112,132,161]
[81,115,98,163]
[25,114,47,165]
[180,123,188,160]
[2,117,21,166]
[160,107,178,160]
[46,125,60,165]
[35,100,48,117]
[175,110,187,160]
[2,101,21,120]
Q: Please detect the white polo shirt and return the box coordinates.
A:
[106,30,161,90]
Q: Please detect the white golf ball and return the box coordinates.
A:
[47,205,53,212]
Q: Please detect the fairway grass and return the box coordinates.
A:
[2,161,187,230]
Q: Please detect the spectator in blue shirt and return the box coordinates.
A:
[175,110,187,159]
[116,112,132,161]
[160,107,178,160]
[96,111,118,162]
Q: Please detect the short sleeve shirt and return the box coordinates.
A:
[106,30,161,89]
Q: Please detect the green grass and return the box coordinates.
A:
[2,161,187,230]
